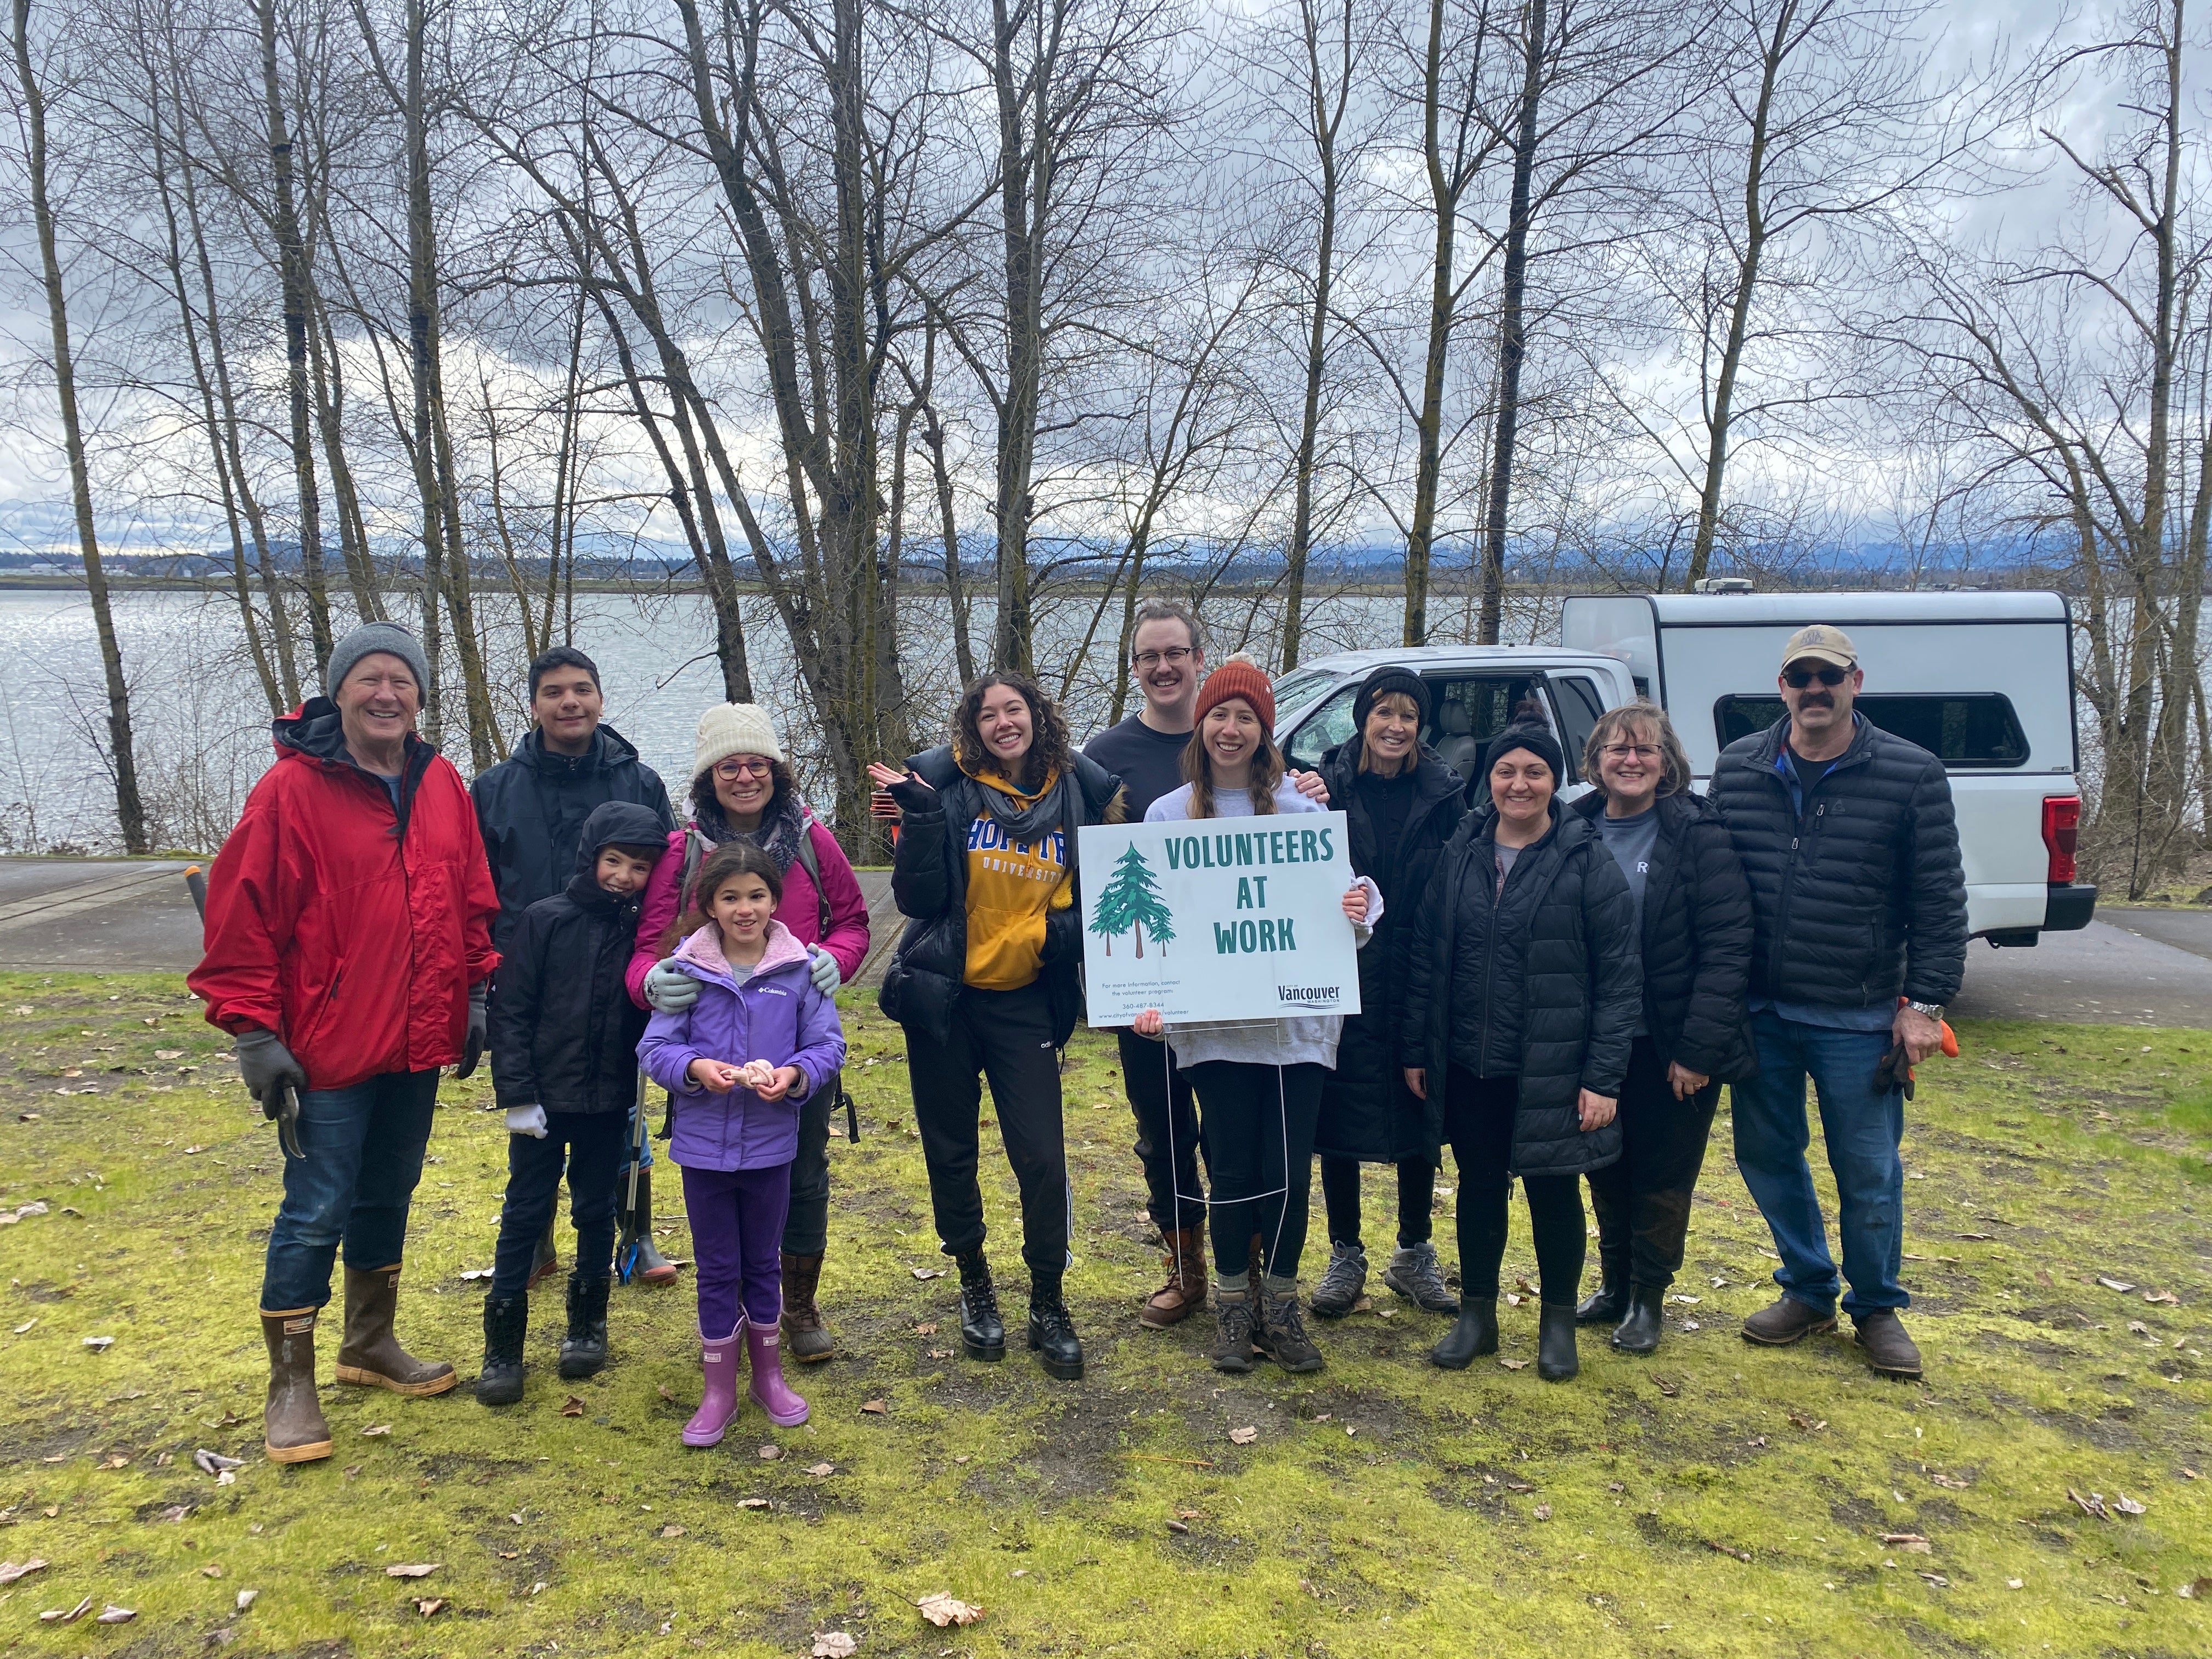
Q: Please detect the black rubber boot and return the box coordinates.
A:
[1430,1296,1498,1370]
[956,1249,1005,1361]
[558,1274,610,1379]
[628,1170,678,1285]
[526,1222,560,1290]
[1026,1275,1084,1380]
[476,1295,528,1406]
[1611,1283,1665,1354]
[1576,1277,1628,1325]
[1536,1301,1579,1381]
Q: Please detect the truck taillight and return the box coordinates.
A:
[2042,795,2080,884]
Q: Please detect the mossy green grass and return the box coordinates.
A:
[0,971,2206,1656]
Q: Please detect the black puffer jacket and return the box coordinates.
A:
[488,800,664,1114]
[1400,802,1640,1175]
[1708,713,1966,1011]
[471,726,675,963]
[1572,789,1757,1083]
[877,745,1125,1049]
[1316,738,1464,1163]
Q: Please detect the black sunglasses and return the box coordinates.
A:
[1783,664,1850,689]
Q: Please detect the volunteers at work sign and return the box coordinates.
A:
[1077,813,1362,1026]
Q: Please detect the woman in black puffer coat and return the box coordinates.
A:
[1568,703,1755,1355]
[1310,668,1466,1322]
[1400,716,1640,1381]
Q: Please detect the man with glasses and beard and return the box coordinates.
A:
[1709,625,1966,1381]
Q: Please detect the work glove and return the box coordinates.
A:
[644,957,700,1013]
[456,981,489,1079]
[1873,1042,1916,1102]
[808,944,842,995]
[505,1104,549,1139]
[235,1028,307,1160]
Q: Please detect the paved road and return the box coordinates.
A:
[2,857,2205,1026]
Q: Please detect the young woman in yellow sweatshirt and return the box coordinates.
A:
[870,673,1126,1381]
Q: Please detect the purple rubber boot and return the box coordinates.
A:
[746,1321,809,1427]
[682,1322,746,1447]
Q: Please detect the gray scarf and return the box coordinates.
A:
[973,765,1077,846]
[695,786,809,873]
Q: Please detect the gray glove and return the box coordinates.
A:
[644,957,699,1013]
[808,944,842,995]
[456,980,488,1079]
[505,1104,549,1138]
[235,1028,306,1159]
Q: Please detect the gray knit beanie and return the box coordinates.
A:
[325,621,430,701]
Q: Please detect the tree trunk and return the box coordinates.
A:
[12,0,148,851]
[1405,0,1455,648]
[990,0,1044,674]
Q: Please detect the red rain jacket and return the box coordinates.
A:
[190,701,500,1091]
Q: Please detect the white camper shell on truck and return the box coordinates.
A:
[1559,590,2096,945]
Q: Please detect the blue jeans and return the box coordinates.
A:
[1730,1011,1906,1320]
[492,1111,628,1296]
[259,1069,441,1312]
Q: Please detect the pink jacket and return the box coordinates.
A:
[627,816,870,1007]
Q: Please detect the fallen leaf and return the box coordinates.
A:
[1176,1508,1200,1519]
[2007,1577,2024,1589]
[414,1598,446,1617]
[1166,1519,1190,1534]
[811,1635,860,1658]
[1956,1232,1995,1242]
[1667,1294,1700,1305]
[2096,1277,2138,1294]
[805,1463,835,1477]
[95,1604,136,1624]
[361,1424,392,1437]
[157,1504,191,1522]
[498,1551,518,1560]
[1503,1292,1524,1307]
[41,1597,93,1623]
[911,1267,945,1280]
[1917,1571,1950,1588]
[2143,1289,2180,1305]
[1703,1541,1751,1562]
[1533,1503,1552,1520]
[2113,1492,2147,1516]
[913,1322,939,1335]
[657,1384,676,1402]
[1787,1411,1826,1432]
[1654,1376,1680,1398]
[660,1525,684,1538]
[81,1335,114,1350]
[928,1347,953,1359]
[98,1454,128,1469]
[558,1396,585,1417]
[737,1498,770,1510]
[1228,1426,1257,1444]
[2067,1488,2111,1520]
[202,1565,223,1578]
[860,1400,888,1415]
[12,1319,34,1334]
[385,1563,440,1579]
[193,1448,244,1476]
[1880,1533,1933,1554]
[1746,1435,1768,1449]
[0,1559,50,1585]
[235,1590,258,1611]
[2177,1576,2210,1599]
[155,1049,183,1059]
[915,1590,983,1628]
[1498,1357,1529,1370]
[458,1268,494,1282]
[531,1582,548,1595]
[1928,1471,1970,1490]
[2129,1320,2152,1335]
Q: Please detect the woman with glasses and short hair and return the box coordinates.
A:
[629,705,871,1359]
[1566,702,1756,1354]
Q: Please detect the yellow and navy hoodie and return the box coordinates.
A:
[963,770,1074,990]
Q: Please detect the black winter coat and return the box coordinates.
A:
[1708,714,1967,1011]
[488,800,664,1114]
[472,726,676,963]
[877,746,1125,1049]
[1315,738,1464,1163]
[1400,802,1640,1176]
[1571,790,1757,1084]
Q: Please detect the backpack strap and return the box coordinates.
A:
[792,821,834,939]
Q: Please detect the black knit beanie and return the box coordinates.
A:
[1351,665,1432,734]
[1481,720,1565,782]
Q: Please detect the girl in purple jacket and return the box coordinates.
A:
[637,843,847,1443]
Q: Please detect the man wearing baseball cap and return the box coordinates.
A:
[1707,623,1966,1380]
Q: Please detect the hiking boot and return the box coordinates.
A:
[956,1248,1005,1361]
[1536,1301,1579,1381]
[333,1264,456,1395]
[1430,1297,1498,1370]
[1308,1242,1367,1319]
[526,1221,560,1290]
[557,1274,610,1380]
[1610,1283,1665,1355]
[1140,1223,1207,1329]
[1026,1278,1085,1380]
[780,1252,836,1361]
[1741,1296,1837,1346]
[1853,1309,1923,1379]
[476,1295,528,1406]
[1210,1294,1257,1374]
[259,1307,332,1463]
[1382,1242,1460,1316]
[1576,1278,1628,1325]
[1255,1289,1324,1374]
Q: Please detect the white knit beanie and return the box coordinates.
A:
[692,702,785,780]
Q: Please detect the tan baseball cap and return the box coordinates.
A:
[1780,623,1857,670]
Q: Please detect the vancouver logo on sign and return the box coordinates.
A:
[1076,814,1363,1028]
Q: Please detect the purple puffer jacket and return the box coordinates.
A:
[636,921,847,1172]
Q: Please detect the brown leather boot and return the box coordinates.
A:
[260,1307,332,1464]
[780,1252,836,1362]
[333,1263,458,1396]
[1139,1221,1207,1329]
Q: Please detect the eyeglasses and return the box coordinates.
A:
[1600,744,1661,761]
[712,759,774,781]
[1783,665,1850,689]
[1132,647,1196,669]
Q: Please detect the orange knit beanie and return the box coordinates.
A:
[1192,654,1276,735]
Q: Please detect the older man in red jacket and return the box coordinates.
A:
[191,622,500,1465]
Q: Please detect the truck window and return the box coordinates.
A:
[1548,675,1605,777]
[1284,684,1360,770]
[1280,672,1543,782]
[1272,667,1336,718]
[1713,693,2032,768]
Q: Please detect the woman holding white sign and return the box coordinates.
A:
[1131,657,1379,1376]
[1400,712,1641,1383]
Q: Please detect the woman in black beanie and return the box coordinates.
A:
[1398,712,1641,1380]
[1309,668,1469,1322]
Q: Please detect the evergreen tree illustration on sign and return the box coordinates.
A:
[1091,843,1175,957]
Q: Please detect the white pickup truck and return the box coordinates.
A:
[1271,589,2095,945]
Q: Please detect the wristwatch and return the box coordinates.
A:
[1905,1000,1945,1021]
